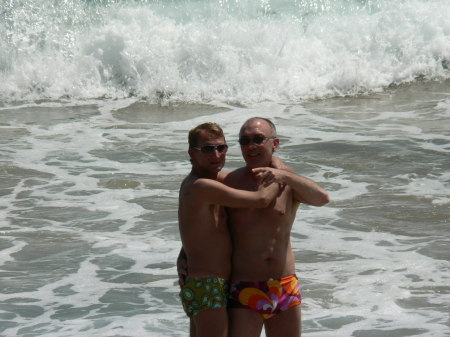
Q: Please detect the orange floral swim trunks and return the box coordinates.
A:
[228,274,302,319]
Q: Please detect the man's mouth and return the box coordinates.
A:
[247,152,259,158]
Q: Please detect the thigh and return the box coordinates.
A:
[229,308,264,337]
[265,305,302,337]
[193,308,228,337]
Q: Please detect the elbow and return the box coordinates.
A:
[258,195,272,208]
[316,192,331,206]
[307,191,330,207]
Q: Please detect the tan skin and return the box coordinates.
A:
[178,129,280,337]
[222,118,330,337]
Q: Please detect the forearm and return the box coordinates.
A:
[282,171,330,206]
[253,166,330,206]
[177,246,188,286]
[259,182,280,207]
[177,247,187,262]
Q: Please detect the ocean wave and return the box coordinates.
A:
[1,0,449,103]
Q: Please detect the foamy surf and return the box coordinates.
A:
[1,0,450,104]
[1,1,450,336]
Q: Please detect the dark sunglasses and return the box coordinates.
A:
[238,135,275,146]
[192,144,228,154]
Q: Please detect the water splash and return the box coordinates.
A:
[1,0,449,103]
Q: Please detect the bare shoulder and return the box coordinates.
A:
[179,174,201,197]
[217,170,230,183]
[191,177,218,188]
[187,177,227,195]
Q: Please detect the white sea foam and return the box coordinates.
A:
[1,1,449,336]
[1,0,450,103]
[1,96,449,336]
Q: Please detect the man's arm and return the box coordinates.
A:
[253,167,330,206]
[176,247,188,287]
[191,176,279,208]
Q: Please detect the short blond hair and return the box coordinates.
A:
[188,122,225,148]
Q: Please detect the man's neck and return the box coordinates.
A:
[245,159,272,173]
[191,166,218,180]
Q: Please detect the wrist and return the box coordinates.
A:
[281,170,293,184]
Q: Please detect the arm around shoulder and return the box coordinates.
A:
[192,177,279,208]
[256,180,280,207]
[253,167,330,206]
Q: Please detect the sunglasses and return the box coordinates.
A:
[192,144,228,154]
[238,135,276,146]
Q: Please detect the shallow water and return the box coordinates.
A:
[1,79,449,336]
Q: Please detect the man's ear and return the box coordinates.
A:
[188,147,195,163]
[272,138,280,152]
[188,147,195,160]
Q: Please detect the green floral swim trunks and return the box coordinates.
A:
[179,277,229,317]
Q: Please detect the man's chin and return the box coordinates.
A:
[245,162,263,170]
[244,156,268,169]
[210,163,224,172]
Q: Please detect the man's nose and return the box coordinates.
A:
[208,148,222,157]
[247,142,258,149]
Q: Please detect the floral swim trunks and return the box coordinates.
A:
[179,277,229,317]
[228,274,302,319]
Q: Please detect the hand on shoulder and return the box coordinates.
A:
[252,167,287,185]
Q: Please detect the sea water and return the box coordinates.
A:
[0,0,449,336]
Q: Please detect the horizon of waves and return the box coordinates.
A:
[1,0,450,104]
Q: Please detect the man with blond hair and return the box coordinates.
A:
[177,122,280,337]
